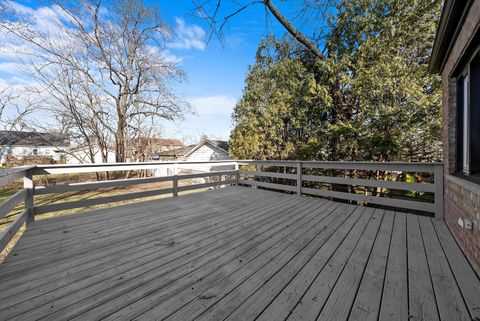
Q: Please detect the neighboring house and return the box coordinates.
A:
[152,136,232,176]
[153,136,230,162]
[151,138,184,153]
[0,130,69,166]
[67,145,116,164]
[429,0,480,273]
[133,137,184,162]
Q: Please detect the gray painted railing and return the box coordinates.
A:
[0,160,444,254]
[237,160,443,219]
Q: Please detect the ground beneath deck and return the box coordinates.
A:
[0,186,479,321]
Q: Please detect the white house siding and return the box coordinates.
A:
[67,147,116,164]
[0,145,67,164]
[154,143,232,177]
[186,144,230,161]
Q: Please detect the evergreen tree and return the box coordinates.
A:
[230,0,442,162]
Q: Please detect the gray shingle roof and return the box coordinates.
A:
[154,137,229,157]
[155,145,196,157]
[0,131,69,147]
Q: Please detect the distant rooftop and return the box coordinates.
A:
[0,130,69,147]
[137,137,183,146]
[154,137,229,157]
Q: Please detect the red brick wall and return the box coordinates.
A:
[444,176,480,273]
[441,0,480,275]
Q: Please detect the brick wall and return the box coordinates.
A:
[442,0,480,275]
[444,176,480,273]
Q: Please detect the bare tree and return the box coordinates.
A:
[0,86,39,131]
[193,0,336,59]
[1,0,190,165]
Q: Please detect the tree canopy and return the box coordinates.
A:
[230,0,442,162]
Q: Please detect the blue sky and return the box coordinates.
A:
[149,1,287,143]
[0,0,315,143]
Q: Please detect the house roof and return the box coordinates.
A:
[154,137,229,158]
[429,0,475,74]
[156,138,183,146]
[0,131,69,147]
[156,145,196,157]
[137,137,183,146]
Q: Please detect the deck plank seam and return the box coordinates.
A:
[192,204,360,321]
[10,190,283,256]
[370,211,395,321]
[105,199,343,320]
[313,209,384,321]
[139,202,347,321]
[22,194,325,319]
[430,219,476,321]
[228,204,361,321]
[418,218,445,321]
[343,209,387,321]
[23,187,259,238]
[279,206,370,321]
[0,190,292,273]
[0,194,307,306]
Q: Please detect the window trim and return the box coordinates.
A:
[463,74,469,174]
[458,46,480,176]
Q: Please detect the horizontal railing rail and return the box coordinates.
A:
[33,169,237,214]
[238,160,443,219]
[32,161,238,175]
[0,166,35,252]
[0,159,444,256]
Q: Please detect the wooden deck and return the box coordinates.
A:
[0,186,479,321]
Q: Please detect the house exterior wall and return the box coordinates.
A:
[442,0,480,274]
[183,145,232,174]
[185,145,231,162]
[153,143,232,177]
[67,147,116,164]
[0,145,67,165]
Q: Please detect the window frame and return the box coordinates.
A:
[458,46,480,176]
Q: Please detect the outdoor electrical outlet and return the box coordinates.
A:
[458,218,473,230]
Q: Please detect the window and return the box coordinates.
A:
[458,49,480,176]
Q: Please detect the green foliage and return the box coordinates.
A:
[230,0,442,162]
[230,36,331,160]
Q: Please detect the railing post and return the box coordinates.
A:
[23,169,34,224]
[172,163,178,197]
[296,161,302,196]
[234,162,239,185]
[434,164,444,220]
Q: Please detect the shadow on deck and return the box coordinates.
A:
[0,186,479,321]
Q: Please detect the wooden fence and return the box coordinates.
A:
[0,160,443,254]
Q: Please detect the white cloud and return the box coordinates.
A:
[189,95,237,115]
[169,18,206,51]
[0,62,28,74]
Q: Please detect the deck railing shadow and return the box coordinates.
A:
[0,160,443,254]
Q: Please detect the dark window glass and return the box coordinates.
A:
[470,53,480,174]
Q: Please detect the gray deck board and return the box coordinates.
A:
[407,214,439,321]
[378,212,409,321]
[348,211,394,321]
[419,217,470,321]
[432,220,480,320]
[0,186,478,321]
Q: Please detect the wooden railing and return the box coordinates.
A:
[0,159,444,255]
[237,160,443,219]
[31,161,237,215]
[0,166,35,251]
